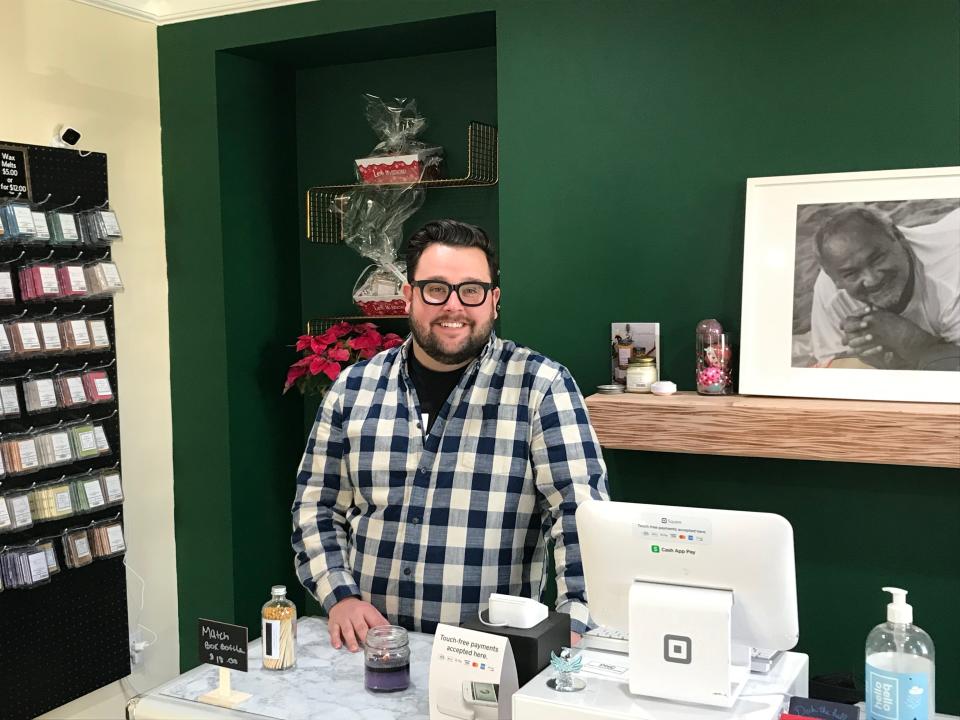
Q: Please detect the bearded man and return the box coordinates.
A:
[292,219,608,652]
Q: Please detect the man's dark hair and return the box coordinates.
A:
[814,207,907,258]
[405,219,499,284]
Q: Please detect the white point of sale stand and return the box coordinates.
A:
[430,623,519,720]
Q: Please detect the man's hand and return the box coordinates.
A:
[841,310,941,369]
[571,631,582,647]
[327,597,389,652]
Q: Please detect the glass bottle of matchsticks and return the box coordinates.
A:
[261,585,297,670]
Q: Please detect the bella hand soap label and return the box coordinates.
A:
[866,662,930,720]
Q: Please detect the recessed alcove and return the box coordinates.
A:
[207,10,499,620]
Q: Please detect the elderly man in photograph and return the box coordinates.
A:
[811,206,960,370]
[292,219,609,652]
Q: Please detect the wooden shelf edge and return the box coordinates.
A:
[585,391,960,468]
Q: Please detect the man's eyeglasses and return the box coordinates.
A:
[410,280,496,307]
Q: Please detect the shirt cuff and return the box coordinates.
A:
[556,600,594,636]
[318,570,361,612]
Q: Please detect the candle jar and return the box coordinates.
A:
[626,357,658,393]
[364,625,410,693]
[696,330,734,395]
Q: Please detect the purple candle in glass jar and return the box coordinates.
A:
[364,625,410,693]
[364,662,411,692]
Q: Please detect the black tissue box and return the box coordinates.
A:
[462,610,570,687]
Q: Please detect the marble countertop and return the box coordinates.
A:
[156,617,433,720]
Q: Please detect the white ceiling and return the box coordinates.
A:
[71,0,317,25]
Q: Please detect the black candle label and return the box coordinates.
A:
[198,618,248,672]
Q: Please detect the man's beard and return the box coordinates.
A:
[409,312,494,366]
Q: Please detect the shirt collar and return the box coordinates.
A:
[397,330,499,386]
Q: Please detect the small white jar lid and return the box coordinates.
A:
[651,381,677,395]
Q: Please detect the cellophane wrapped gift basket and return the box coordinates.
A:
[334,95,443,316]
[354,94,444,184]
[337,184,425,316]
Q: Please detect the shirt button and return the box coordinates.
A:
[403,567,412,576]
[411,517,421,525]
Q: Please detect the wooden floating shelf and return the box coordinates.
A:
[585,391,960,468]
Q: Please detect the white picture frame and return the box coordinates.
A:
[740,166,960,403]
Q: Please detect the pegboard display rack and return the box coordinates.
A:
[0,141,130,720]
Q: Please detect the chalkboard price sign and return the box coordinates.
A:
[787,696,858,720]
[0,145,31,197]
[198,618,249,672]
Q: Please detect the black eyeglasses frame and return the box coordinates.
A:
[410,279,497,306]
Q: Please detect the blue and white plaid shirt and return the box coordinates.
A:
[292,333,608,635]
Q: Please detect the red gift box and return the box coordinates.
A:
[355,148,442,185]
[356,298,407,317]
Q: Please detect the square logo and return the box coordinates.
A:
[663,635,692,664]
[651,545,660,553]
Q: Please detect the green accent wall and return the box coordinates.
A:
[215,50,305,634]
[159,0,960,709]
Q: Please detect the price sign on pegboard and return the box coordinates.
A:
[0,144,32,197]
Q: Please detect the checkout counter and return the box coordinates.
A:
[129,504,950,720]
[128,617,810,720]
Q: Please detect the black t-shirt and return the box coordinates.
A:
[408,348,468,432]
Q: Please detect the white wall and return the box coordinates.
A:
[1,1,179,718]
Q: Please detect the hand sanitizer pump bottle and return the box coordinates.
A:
[865,587,935,720]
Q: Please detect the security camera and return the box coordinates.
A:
[53,125,82,148]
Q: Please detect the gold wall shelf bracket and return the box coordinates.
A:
[305,121,498,244]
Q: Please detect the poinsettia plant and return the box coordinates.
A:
[284,321,404,396]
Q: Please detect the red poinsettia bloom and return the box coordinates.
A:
[329,321,353,338]
[383,333,404,349]
[284,365,307,391]
[348,330,382,350]
[308,355,327,376]
[321,361,341,381]
[310,331,338,354]
[284,321,405,396]
[295,334,313,351]
[306,355,341,381]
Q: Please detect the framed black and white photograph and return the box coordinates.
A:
[740,167,960,403]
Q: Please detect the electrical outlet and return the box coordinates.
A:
[129,631,147,667]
